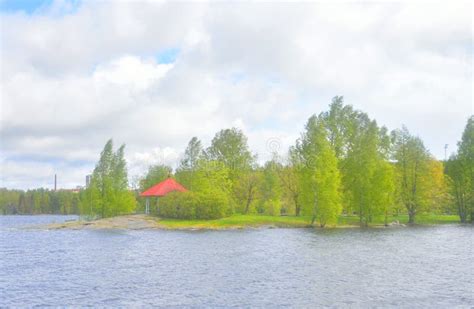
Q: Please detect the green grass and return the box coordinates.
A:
[156,214,311,229]
[155,213,462,229]
[338,214,461,226]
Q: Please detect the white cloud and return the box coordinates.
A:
[0,0,472,189]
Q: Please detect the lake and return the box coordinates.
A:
[1,216,472,307]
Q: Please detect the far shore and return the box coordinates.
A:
[36,213,463,231]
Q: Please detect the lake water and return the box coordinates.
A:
[1,216,473,308]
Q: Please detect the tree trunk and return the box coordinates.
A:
[294,197,300,216]
[408,211,415,224]
[311,215,316,226]
[244,193,252,214]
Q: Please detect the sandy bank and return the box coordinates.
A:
[46,215,162,230]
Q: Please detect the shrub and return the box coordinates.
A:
[157,190,231,220]
[263,199,281,216]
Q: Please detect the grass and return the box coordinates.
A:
[155,213,462,229]
[338,214,460,226]
[156,214,311,229]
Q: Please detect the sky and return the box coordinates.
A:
[0,0,472,190]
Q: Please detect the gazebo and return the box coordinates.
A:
[140,178,188,214]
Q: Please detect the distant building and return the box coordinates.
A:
[71,186,84,193]
[86,175,92,188]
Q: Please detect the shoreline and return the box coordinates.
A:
[36,214,460,231]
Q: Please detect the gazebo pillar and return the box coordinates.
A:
[145,197,150,214]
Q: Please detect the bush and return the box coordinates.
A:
[263,199,281,216]
[157,190,231,220]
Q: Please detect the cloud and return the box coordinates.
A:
[0,0,472,189]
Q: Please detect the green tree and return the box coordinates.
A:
[343,116,395,226]
[278,148,303,216]
[179,137,203,171]
[176,137,203,191]
[140,164,172,191]
[258,160,283,215]
[40,191,50,214]
[425,159,451,214]
[192,159,233,199]
[0,189,21,214]
[206,128,255,181]
[445,116,474,222]
[392,127,431,224]
[319,96,357,160]
[85,139,135,218]
[297,115,342,227]
[190,159,233,216]
[371,160,395,225]
[234,170,262,214]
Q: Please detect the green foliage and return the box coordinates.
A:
[206,127,255,180]
[445,116,474,223]
[0,188,80,215]
[277,149,303,216]
[297,115,342,227]
[234,170,262,214]
[158,159,233,220]
[343,115,395,226]
[192,159,233,198]
[158,190,231,220]
[83,139,136,218]
[319,96,357,159]
[392,127,432,223]
[179,137,203,171]
[140,164,171,192]
[319,98,396,225]
[370,160,395,225]
[257,160,283,215]
[175,137,204,191]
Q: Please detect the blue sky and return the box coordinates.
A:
[0,1,472,189]
[0,0,81,14]
[0,0,50,13]
[156,48,180,64]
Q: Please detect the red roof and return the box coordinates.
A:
[140,178,187,197]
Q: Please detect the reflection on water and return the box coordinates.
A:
[1,216,473,307]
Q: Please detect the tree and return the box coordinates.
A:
[189,159,233,217]
[234,170,262,214]
[84,139,136,218]
[179,137,203,171]
[192,159,233,197]
[371,160,395,225]
[424,159,450,214]
[458,116,474,222]
[140,164,172,192]
[258,160,283,215]
[343,116,395,226]
[445,116,474,222]
[319,96,357,160]
[297,115,342,227]
[392,127,431,224]
[206,128,255,181]
[278,148,303,216]
[176,137,203,191]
